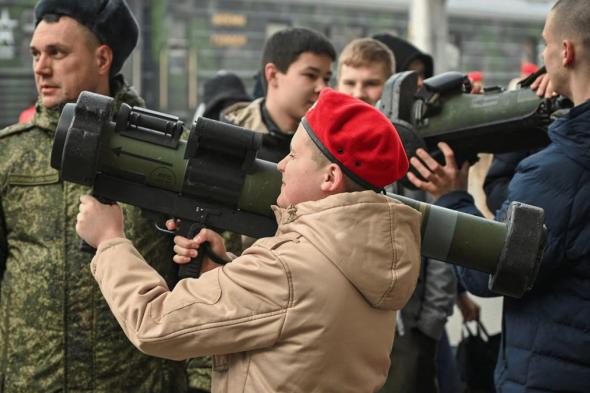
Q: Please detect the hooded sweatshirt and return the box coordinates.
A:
[91,190,422,393]
[372,34,434,78]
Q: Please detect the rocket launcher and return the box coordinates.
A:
[378,69,570,187]
[51,91,545,298]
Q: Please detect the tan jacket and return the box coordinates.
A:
[222,98,267,133]
[92,191,422,392]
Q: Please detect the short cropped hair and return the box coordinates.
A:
[338,38,395,79]
[261,27,336,74]
[309,134,366,193]
[551,0,590,51]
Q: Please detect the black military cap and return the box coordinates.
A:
[34,0,138,76]
[202,71,252,119]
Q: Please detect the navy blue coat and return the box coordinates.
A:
[437,100,590,392]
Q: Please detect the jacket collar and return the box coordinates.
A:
[549,98,590,171]
[260,99,293,141]
[567,98,590,119]
[272,190,384,227]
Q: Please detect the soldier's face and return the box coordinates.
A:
[30,16,103,109]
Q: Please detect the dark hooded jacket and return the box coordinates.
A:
[436,100,590,392]
[372,33,433,77]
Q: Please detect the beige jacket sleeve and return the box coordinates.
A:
[91,238,291,361]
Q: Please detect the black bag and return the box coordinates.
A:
[456,319,501,393]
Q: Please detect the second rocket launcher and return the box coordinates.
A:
[51,91,545,298]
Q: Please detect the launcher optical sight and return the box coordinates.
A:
[51,91,546,298]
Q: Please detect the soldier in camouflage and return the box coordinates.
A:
[0,0,206,391]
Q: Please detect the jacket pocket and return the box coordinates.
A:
[2,173,61,235]
[6,172,59,187]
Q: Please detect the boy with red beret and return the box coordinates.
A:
[76,89,422,392]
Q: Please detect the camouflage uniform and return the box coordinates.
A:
[186,356,213,393]
[0,76,189,392]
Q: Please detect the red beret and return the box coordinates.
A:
[302,88,408,190]
[467,71,483,82]
[521,62,539,76]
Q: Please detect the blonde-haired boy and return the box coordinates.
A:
[337,37,395,106]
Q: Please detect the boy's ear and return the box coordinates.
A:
[320,163,346,193]
[265,63,280,88]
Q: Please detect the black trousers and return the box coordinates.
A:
[378,328,439,393]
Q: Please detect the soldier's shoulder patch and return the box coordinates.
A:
[0,122,35,140]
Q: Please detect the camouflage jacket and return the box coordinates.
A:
[0,77,188,393]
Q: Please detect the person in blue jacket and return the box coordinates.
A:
[406,0,590,391]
